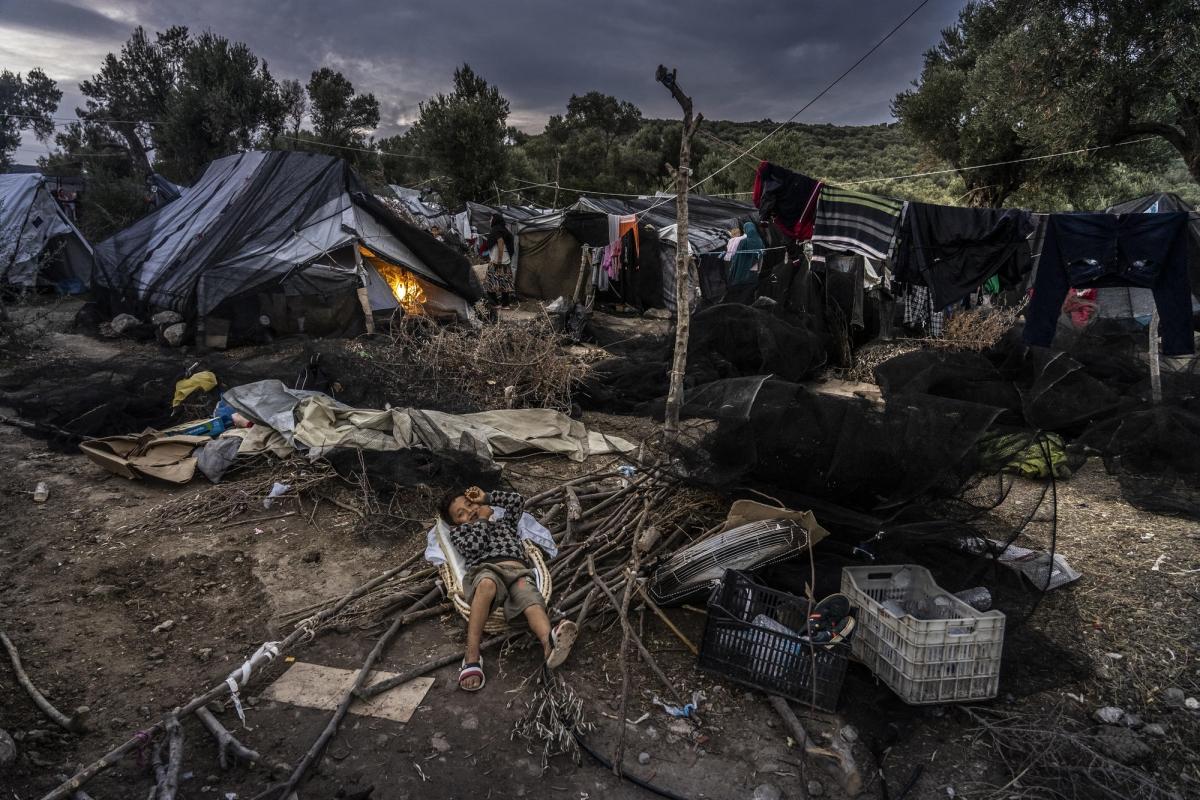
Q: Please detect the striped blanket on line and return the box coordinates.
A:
[813,186,904,261]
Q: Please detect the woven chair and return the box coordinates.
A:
[434,519,554,634]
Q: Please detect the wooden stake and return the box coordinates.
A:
[656,65,703,442]
[195,706,262,769]
[636,584,699,656]
[0,630,88,733]
[768,695,862,796]
[272,587,440,798]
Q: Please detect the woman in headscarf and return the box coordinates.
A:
[480,213,517,309]
[725,221,765,304]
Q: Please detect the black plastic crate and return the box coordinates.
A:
[697,569,848,712]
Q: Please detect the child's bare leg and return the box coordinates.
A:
[522,602,553,658]
[463,578,497,690]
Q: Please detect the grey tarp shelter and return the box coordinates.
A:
[0,173,94,290]
[94,151,480,336]
[512,194,756,311]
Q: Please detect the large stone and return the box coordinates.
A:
[151,310,184,326]
[1095,726,1152,764]
[751,784,782,800]
[162,323,187,347]
[110,313,142,335]
[0,728,15,769]
[1093,706,1125,725]
[1162,687,1186,708]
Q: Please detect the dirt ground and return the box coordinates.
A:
[1,312,1198,800]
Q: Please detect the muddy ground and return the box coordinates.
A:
[1,312,1198,800]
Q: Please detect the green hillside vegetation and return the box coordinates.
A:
[503,117,1200,213]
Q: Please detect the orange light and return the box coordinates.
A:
[375,260,427,314]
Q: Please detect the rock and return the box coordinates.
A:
[0,728,15,768]
[1123,713,1143,729]
[1095,727,1152,764]
[1163,687,1186,707]
[1186,698,1200,711]
[1143,723,1167,737]
[643,308,672,320]
[301,550,322,564]
[645,726,658,740]
[196,648,213,662]
[460,714,478,731]
[638,751,651,765]
[751,783,782,800]
[1093,706,1125,725]
[151,311,184,326]
[807,779,825,796]
[162,323,187,347]
[430,733,451,753]
[374,734,390,747]
[840,725,859,743]
[152,619,175,634]
[110,314,142,335]
[87,584,121,598]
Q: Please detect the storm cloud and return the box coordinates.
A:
[4,0,966,162]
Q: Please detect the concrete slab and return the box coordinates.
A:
[261,661,434,723]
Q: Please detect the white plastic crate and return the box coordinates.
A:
[841,564,1005,705]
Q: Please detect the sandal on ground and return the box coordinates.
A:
[546,620,578,669]
[458,658,485,692]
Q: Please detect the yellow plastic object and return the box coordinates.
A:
[172,371,218,407]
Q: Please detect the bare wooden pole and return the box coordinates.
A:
[0,631,88,733]
[656,65,703,442]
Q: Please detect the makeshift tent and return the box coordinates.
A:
[147,173,184,208]
[0,173,94,291]
[389,185,454,233]
[513,194,756,311]
[94,151,480,340]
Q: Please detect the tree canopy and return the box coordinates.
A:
[894,0,1200,207]
[0,68,60,170]
[409,64,510,208]
[307,68,380,154]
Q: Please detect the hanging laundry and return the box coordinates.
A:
[724,234,746,261]
[752,161,822,240]
[892,202,1035,308]
[812,185,904,261]
[1062,288,1098,328]
[1023,212,1193,354]
[902,285,945,337]
[607,213,640,255]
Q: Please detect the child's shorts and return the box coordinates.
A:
[464,560,546,621]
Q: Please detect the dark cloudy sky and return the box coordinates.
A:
[3,0,966,164]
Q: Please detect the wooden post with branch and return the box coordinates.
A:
[656,65,703,442]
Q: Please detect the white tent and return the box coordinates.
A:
[0,173,93,289]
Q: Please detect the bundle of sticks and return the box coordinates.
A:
[39,463,722,800]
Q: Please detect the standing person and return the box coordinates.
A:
[725,221,765,305]
[480,213,517,309]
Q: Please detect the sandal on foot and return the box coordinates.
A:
[546,620,578,669]
[458,658,485,692]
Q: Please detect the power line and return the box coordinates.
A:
[633,0,934,220]
[841,137,1162,185]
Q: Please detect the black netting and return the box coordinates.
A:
[578,303,827,412]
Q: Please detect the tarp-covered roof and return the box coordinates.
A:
[517,193,756,253]
[95,151,479,315]
[0,173,94,287]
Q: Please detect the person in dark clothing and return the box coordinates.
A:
[1023,212,1195,355]
[480,214,517,309]
[438,486,576,691]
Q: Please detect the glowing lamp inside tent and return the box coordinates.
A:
[361,246,427,314]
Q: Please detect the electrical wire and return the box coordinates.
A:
[631,0,935,220]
